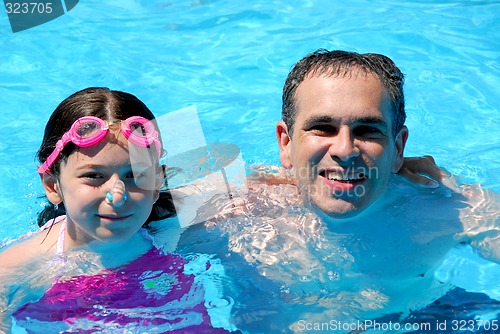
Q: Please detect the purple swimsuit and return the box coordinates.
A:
[12,218,232,333]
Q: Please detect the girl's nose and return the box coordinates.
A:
[106,179,128,207]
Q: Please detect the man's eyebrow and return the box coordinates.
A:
[302,115,388,127]
[302,115,337,128]
[354,116,388,127]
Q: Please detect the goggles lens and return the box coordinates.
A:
[76,120,101,140]
[38,116,162,174]
[70,117,108,147]
[122,116,159,149]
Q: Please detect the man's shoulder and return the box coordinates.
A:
[390,175,469,205]
[388,178,499,240]
[391,178,496,215]
[375,177,468,234]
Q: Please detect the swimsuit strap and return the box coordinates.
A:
[140,228,154,242]
[56,216,67,254]
[45,216,150,254]
[40,215,67,254]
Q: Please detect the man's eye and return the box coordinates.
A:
[354,126,384,138]
[309,125,338,134]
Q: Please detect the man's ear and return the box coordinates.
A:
[40,173,63,205]
[276,121,293,169]
[392,125,409,173]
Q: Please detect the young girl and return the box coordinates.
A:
[0,87,235,333]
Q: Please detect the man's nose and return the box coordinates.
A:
[328,127,360,162]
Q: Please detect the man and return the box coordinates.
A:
[271,48,498,319]
[275,49,497,249]
[179,49,499,332]
[277,49,409,220]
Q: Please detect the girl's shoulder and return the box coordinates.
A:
[0,217,64,270]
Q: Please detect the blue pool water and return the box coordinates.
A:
[0,0,499,332]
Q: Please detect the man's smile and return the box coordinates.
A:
[319,169,368,192]
[320,170,367,182]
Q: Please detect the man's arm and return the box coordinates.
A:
[399,155,460,191]
[458,185,500,263]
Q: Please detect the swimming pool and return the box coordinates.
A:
[0,0,499,332]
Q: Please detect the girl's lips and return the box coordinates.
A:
[97,214,132,221]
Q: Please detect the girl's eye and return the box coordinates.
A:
[128,167,157,188]
[126,170,150,180]
[82,172,103,179]
[80,172,106,186]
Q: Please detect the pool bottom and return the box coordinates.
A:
[388,288,500,334]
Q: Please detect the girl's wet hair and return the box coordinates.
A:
[37,87,176,227]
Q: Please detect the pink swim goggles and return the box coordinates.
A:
[38,116,162,174]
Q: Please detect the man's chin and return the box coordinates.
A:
[307,198,364,221]
[317,207,364,221]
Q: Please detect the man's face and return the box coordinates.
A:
[277,71,408,219]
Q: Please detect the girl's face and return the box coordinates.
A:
[52,132,160,247]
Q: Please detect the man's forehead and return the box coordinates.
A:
[293,72,394,131]
[295,72,390,108]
